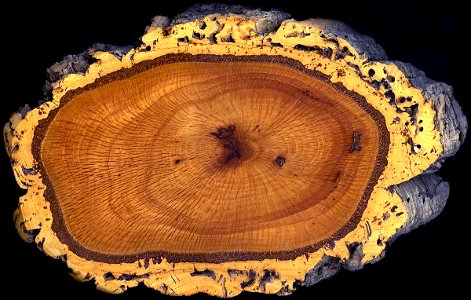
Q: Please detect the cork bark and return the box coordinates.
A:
[4,4,467,297]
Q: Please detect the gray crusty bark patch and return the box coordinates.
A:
[41,43,132,103]
[277,255,341,295]
[172,3,290,36]
[46,53,90,83]
[300,255,341,286]
[46,43,131,83]
[309,18,388,61]
[393,174,449,236]
[149,15,171,29]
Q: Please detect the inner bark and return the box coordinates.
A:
[37,55,387,261]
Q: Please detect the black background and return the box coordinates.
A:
[1,1,468,298]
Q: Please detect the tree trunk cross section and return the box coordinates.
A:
[4,4,467,297]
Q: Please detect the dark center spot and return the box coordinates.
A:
[211,125,241,162]
[274,156,286,167]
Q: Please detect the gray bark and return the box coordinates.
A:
[307,19,388,61]
[41,43,132,104]
[172,3,290,36]
[393,174,449,236]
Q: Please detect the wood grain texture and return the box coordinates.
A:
[37,55,386,262]
[4,4,467,297]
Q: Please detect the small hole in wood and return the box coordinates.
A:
[198,21,207,30]
[274,156,286,168]
[384,90,395,101]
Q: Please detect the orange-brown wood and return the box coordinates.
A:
[37,56,386,261]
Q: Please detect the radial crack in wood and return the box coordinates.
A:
[4,4,467,297]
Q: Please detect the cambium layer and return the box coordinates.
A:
[4,4,467,297]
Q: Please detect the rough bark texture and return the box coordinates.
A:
[306,18,388,61]
[172,3,290,33]
[4,4,467,297]
[395,62,467,172]
[394,174,449,235]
